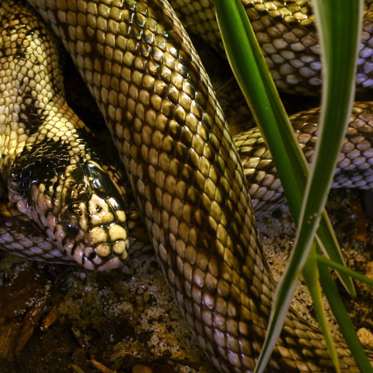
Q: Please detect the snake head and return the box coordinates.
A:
[55,160,131,271]
[9,140,131,271]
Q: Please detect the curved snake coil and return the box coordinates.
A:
[0,1,144,271]
[172,0,373,94]
[0,0,373,371]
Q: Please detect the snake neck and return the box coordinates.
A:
[0,0,64,173]
[0,0,135,270]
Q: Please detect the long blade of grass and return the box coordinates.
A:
[303,246,340,373]
[213,0,354,296]
[292,0,364,265]
[255,0,363,371]
[319,263,373,372]
[213,1,358,371]
[317,255,373,287]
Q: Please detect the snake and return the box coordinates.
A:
[1,0,373,371]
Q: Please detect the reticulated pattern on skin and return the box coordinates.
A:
[0,0,133,271]
[172,0,373,94]
[20,0,373,371]
[2,3,372,371]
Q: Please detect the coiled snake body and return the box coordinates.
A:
[1,0,373,371]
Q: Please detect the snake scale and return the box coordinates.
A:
[1,0,373,371]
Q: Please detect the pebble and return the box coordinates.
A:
[365,261,373,279]
[357,327,373,348]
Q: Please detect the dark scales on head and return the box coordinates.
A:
[9,138,71,200]
[19,89,47,135]
[82,161,123,205]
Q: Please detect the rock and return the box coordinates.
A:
[357,327,373,349]
[365,261,373,279]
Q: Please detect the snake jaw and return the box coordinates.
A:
[51,166,132,270]
[51,160,132,270]
[62,241,98,271]
[61,238,127,271]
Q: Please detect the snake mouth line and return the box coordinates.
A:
[63,241,124,271]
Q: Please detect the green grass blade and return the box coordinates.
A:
[319,263,373,371]
[293,0,364,263]
[317,213,355,296]
[213,0,354,296]
[261,0,363,370]
[214,0,304,208]
[317,255,373,287]
[303,247,340,373]
[213,1,359,371]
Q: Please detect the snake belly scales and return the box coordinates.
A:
[1,0,373,371]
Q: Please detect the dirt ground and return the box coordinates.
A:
[0,189,372,373]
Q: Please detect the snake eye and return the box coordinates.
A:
[64,222,80,238]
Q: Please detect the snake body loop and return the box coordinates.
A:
[172,0,373,94]
[0,1,134,270]
[0,0,372,371]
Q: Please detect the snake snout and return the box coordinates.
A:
[54,161,131,270]
[58,206,128,271]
